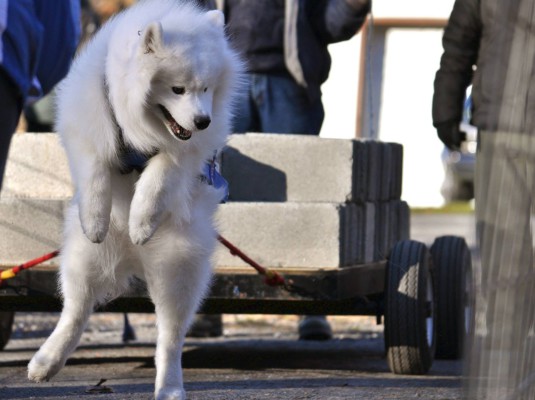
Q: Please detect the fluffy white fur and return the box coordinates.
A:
[27,1,242,399]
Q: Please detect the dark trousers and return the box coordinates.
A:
[0,69,22,190]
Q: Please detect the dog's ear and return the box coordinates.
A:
[205,10,224,28]
[140,22,163,55]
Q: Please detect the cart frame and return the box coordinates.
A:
[0,262,386,316]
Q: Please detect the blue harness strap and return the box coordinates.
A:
[118,143,157,174]
[200,154,229,203]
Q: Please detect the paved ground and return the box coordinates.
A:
[0,212,475,399]
[1,313,463,400]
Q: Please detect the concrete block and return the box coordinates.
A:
[351,140,369,203]
[342,203,357,265]
[2,132,405,204]
[354,202,376,264]
[390,143,404,200]
[340,202,375,266]
[0,198,66,267]
[374,201,391,261]
[221,133,355,203]
[365,140,381,202]
[359,141,403,202]
[397,200,411,241]
[1,133,73,199]
[215,202,357,269]
[221,133,404,203]
[371,200,412,261]
[380,143,392,201]
[0,133,409,272]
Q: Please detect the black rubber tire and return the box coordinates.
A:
[431,235,473,360]
[384,240,435,375]
[0,312,14,350]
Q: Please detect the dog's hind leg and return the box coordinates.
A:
[28,233,110,382]
[143,250,213,400]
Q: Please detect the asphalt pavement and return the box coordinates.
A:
[1,314,464,400]
[0,211,475,400]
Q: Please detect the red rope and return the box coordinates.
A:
[0,237,286,289]
[217,234,286,287]
[0,250,60,285]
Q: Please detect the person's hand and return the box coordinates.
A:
[436,122,466,151]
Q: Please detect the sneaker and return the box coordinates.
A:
[298,315,332,341]
[187,314,223,338]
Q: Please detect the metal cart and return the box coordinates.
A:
[0,234,473,375]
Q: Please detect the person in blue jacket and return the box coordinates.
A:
[0,0,81,190]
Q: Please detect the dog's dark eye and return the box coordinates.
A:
[203,87,207,93]
[172,86,185,95]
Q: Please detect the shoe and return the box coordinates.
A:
[298,315,332,341]
[187,314,223,338]
[122,313,137,342]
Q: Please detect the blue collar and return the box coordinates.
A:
[103,76,158,174]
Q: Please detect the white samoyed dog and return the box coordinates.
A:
[27,1,242,399]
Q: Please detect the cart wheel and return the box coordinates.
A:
[385,240,435,375]
[431,235,473,360]
[0,312,14,350]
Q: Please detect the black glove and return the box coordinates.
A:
[436,122,466,151]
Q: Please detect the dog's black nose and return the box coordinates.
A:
[194,115,211,130]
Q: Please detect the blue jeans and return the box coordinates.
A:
[232,73,324,135]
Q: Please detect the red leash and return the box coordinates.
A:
[0,237,287,288]
[0,250,60,285]
[217,234,286,287]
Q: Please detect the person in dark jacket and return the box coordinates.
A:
[0,0,81,190]
[433,1,535,398]
[190,0,371,341]
[212,0,371,135]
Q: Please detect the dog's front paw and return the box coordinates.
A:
[82,221,109,243]
[28,351,64,382]
[80,210,110,243]
[129,215,158,245]
[155,387,186,400]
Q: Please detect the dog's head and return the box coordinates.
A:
[138,10,230,142]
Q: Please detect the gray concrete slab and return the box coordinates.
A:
[215,202,353,268]
[390,143,404,200]
[1,133,72,199]
[0,133,412,270]
[0,198,412,270]
[1,133,405,205]
[222,133,355,203]
[0,198,66,267]
[221,133,402,203]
